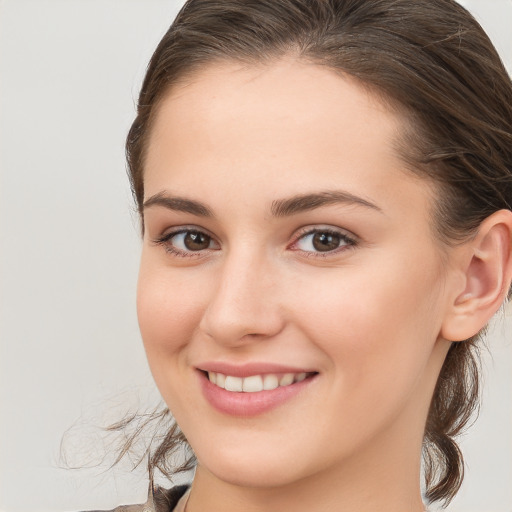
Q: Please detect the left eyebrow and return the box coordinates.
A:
[270,190,382,217]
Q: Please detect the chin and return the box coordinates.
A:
[189,424,340,491]
[199,454,309,489]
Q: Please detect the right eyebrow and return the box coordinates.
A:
[143,192,213,217]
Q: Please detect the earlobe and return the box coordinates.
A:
[441,209,512,342]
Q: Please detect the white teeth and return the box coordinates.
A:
[216,373,226,388]
[279,373,294,386]
[263,374,279,390]
[207,371,311,392]
[225,376,243,392]
[242,375,263,392]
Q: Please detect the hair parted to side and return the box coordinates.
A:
[124,0,512,506]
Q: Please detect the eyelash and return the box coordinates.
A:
[152,226,357,259]
[289,227,357,256]
[153,228,217,259]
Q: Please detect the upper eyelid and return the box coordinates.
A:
[291,225,357,242]
[156,225,217,242]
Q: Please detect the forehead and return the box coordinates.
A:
[148,58,398,162]
[144,58,434,221]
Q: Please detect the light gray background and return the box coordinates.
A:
[0,1,511,511]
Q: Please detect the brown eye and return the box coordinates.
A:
[156,229,217,255]
[184,231,212,251]
[294,229,354,254]
[312,232,342,252]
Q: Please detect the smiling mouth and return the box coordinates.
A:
[204,371,317,392]
[198,368,319,416]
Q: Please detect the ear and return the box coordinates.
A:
[441,209,512,342]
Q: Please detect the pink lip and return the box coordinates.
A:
[197,361,316,377]
[197,366,318,417]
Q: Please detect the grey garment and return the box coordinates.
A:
[83,482,190,512]
[83,482,430,511]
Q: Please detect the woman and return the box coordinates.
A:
[112,0,512,510]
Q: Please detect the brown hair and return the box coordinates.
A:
[124,0,512,506]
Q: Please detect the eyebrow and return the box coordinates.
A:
[142,189,382,218]
[270,191,382,217]
[143,192,213,217]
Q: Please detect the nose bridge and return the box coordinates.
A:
[199,244,282,345]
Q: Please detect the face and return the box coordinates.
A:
[138,59,455,489]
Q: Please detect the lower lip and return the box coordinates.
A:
[198,371,317,417]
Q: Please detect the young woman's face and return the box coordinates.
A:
[138,60,455,489]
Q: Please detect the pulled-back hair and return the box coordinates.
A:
[125,0,512,506]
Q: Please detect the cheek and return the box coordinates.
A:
[136,259,208,371]
[288,254,444,398]
[136,262,216,416]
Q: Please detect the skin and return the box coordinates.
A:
[137,59,511,512]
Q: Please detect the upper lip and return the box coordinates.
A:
[196,362,317,378]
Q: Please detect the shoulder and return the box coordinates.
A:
[81,485,190,512]
[154,485,190,512]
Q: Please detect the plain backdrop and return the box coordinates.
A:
[0,1,511,511]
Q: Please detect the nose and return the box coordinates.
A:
[199,250,285,347]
